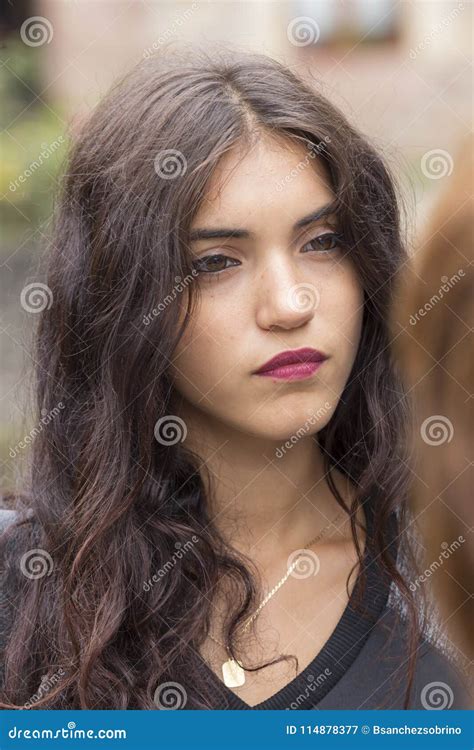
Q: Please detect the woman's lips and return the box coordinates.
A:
[254,360,326,381]
[253,347,328,380]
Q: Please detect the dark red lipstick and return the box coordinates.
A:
[253,347,328,381]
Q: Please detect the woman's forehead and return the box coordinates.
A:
[191,137,334,233]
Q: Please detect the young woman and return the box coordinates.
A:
[0,46,470,711]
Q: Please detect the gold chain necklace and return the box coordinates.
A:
[208,508,347,688]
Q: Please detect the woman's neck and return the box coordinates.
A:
[175,400,355,562]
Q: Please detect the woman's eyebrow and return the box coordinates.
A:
[189,201,338,242]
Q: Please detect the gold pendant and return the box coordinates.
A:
[222,657,245,687]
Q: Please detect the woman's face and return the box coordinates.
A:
[169,134,364,442]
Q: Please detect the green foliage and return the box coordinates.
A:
[0,37,69,247]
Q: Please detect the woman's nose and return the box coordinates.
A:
[254,260,320,331]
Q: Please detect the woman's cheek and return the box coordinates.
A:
[170,304,241,395]
[324,268,364,359]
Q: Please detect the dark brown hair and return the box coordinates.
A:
[1,44,424,709]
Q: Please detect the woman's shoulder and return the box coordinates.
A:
[317,598,472,710]
[371,596,472,709]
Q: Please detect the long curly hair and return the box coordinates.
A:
[1,44,424,710]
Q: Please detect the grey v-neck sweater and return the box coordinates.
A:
[188,498,472,710]
[0,504,471,710]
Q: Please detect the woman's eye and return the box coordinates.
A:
[192,254,239,275]
[302,232,343,254]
